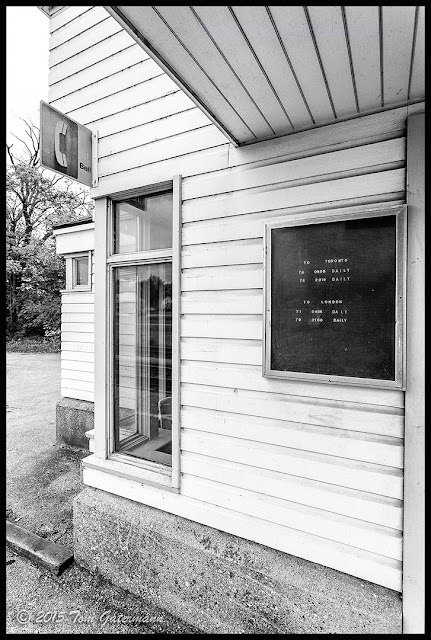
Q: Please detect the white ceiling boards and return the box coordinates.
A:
[106,6,425,146]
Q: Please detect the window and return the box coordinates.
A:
[110,190,174,466]
[114,192,173,253]
[73,255,89,287]
[64,252,92,291]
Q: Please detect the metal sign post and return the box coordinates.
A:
[40,101,96,188]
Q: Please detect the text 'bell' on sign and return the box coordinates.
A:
[40,101,93,187]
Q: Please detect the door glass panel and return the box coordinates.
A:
[113,263,172,465]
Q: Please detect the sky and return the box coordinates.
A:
[6,6,50,155]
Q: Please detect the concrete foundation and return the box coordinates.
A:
[56,398,94,449]
[74,487,402,634]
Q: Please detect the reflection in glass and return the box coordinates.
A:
[114,192,173,253]
[113,263,172,464]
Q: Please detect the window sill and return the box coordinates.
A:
[81,453,176,492]
[118,428,172,466]
[60,287,92,293]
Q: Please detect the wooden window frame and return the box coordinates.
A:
[263,202,407,390]
[402,111,425,634]
[72,252,92,290]
[90,177,182,492]
[63,251,92,291]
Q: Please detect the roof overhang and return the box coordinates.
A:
[105,6,425,147]
[53,220,95,255]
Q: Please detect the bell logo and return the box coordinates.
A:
[55,121,68,168]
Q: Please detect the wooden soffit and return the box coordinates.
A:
[106,6,425,147]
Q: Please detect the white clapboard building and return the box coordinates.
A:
[43,6,424,634]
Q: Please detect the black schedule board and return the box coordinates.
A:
[270,215,397,380]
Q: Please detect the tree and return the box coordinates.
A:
[6,118,94,338]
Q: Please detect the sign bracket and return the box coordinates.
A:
[92,130,99,188]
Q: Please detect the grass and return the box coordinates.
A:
[6,336,61,353]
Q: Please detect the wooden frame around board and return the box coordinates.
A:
[263,202,406,389]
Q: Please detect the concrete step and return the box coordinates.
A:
[6,520,74,575]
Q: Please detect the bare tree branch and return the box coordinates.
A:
[11,132,34,159]
[6,144,16,166]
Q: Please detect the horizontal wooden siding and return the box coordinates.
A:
[60,254,94,402]
[47,6,228,195]
[178,122,407,592]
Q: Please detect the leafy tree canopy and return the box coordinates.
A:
[6,118,94,339]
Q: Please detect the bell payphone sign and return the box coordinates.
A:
[40,101,93,187]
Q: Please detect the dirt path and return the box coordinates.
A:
[6,352,87,548]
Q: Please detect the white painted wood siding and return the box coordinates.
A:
[176,116,411,590]
[47,7,421,592]
[60,254,94,402]
[47,6,228,198]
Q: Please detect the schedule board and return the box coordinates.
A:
[264,206,405,388]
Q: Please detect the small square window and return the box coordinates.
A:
[74,256,89,286]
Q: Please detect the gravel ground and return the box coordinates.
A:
[6,352,202,634]
[6,547,201,634]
